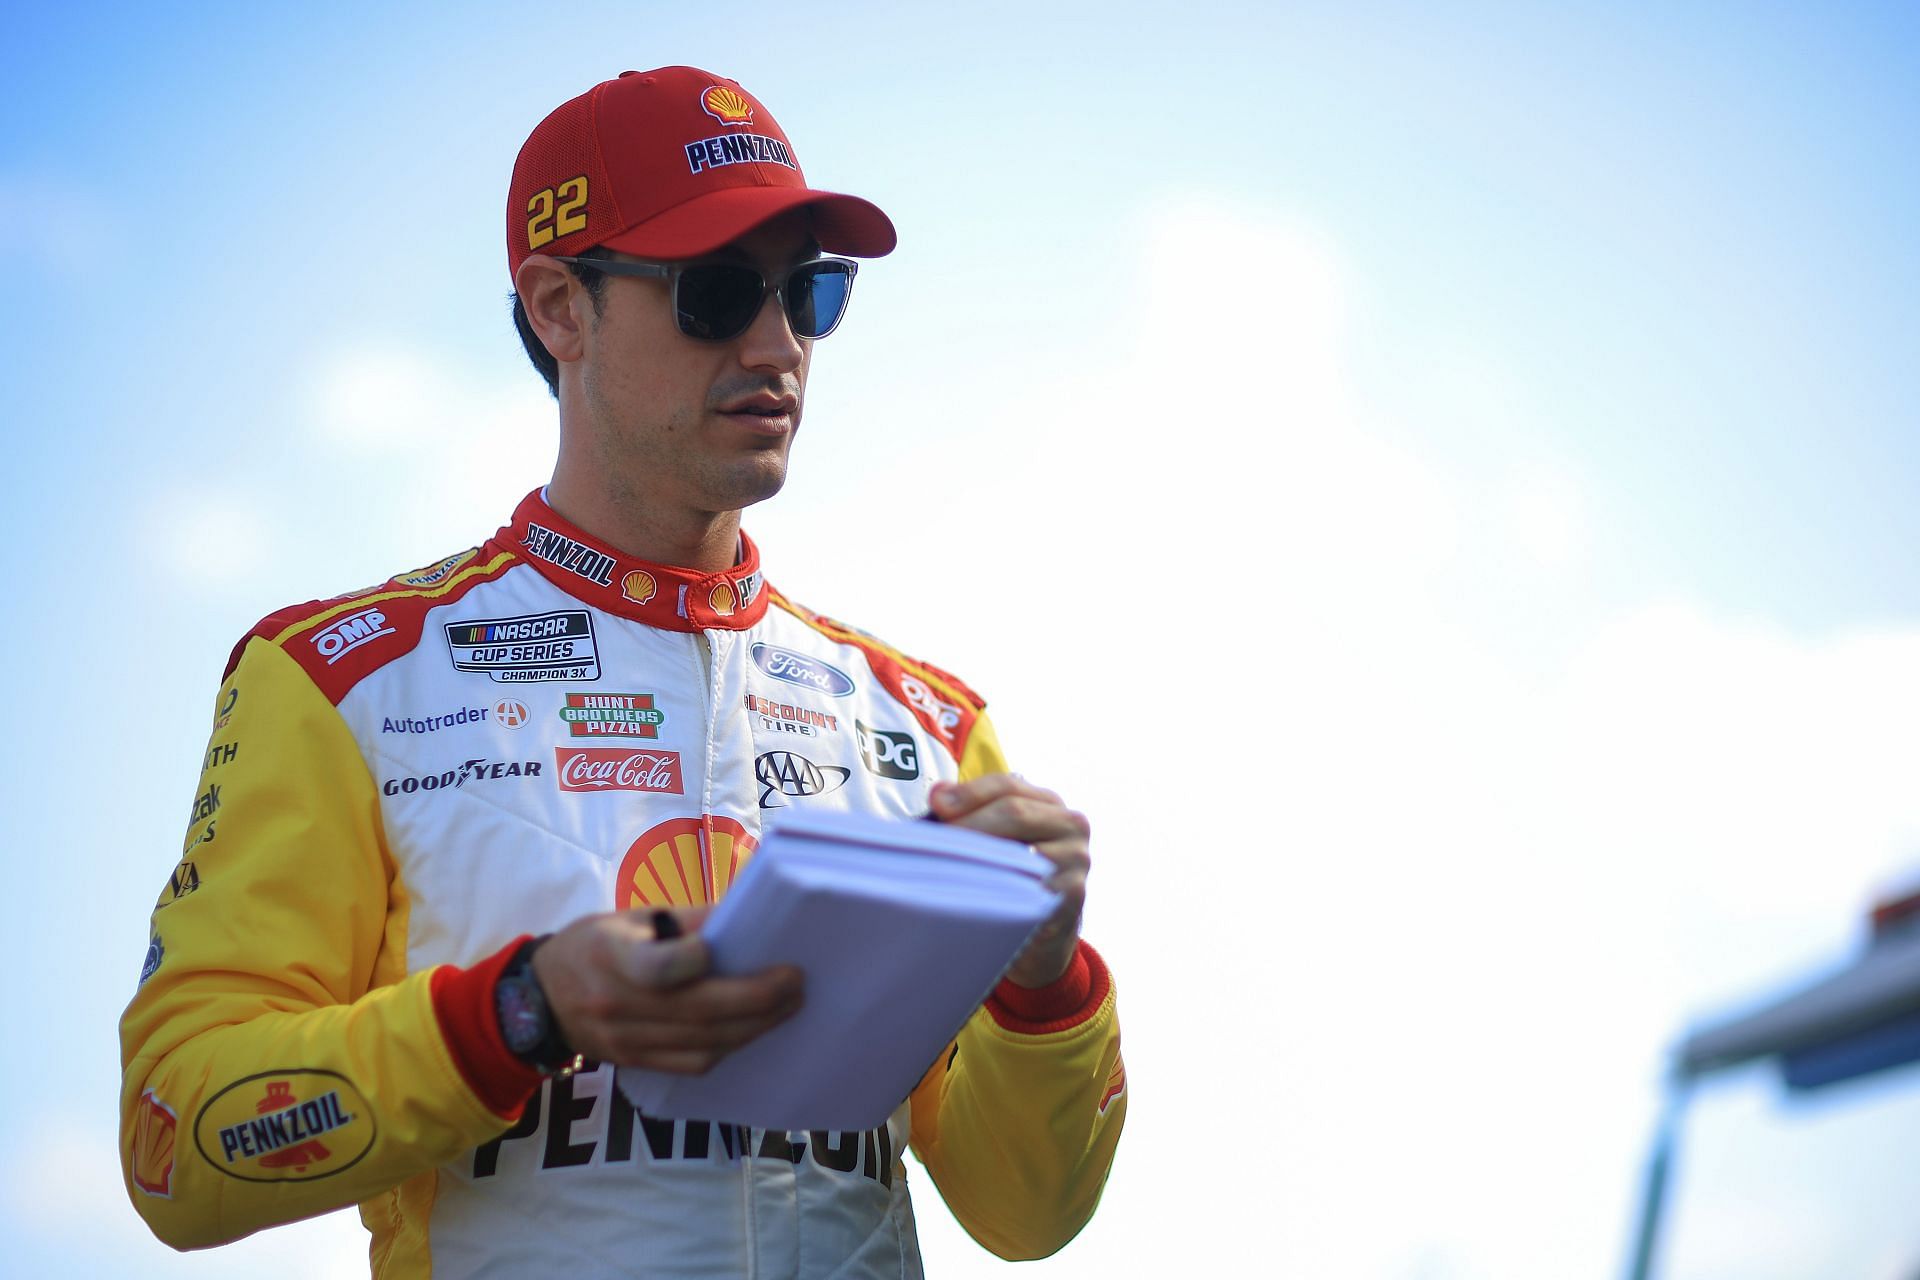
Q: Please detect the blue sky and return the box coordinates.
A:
[5,3,1919,1275]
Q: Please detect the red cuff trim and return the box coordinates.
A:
[430,936,544,1118]
[986,940,1110,1034]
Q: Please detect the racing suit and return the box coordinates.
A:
[119,489,1127,1278]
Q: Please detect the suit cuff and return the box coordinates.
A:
[986,940,1110,1034]
[430,935,545,1117]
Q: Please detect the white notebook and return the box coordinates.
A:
[614,808,1060,1131]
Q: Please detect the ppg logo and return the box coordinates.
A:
[855,720,920,780]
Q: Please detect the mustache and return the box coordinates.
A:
[709,377,802,411]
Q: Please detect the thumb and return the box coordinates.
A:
[622,931,710,989]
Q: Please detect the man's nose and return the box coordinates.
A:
[736,289,805,373]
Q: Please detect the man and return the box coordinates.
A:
[120,66,1126,1277]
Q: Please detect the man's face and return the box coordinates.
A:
[576,213,816,516]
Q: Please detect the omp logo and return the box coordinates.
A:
[854,720,920,780]
[896,674,962,739]
[755,751,850,808]
[313,608,395,666]
[701,84,754,125]
[132,1090,178,1198]
[194,1070,375,1183]
[555,748,684,795]
[751,644,855,697]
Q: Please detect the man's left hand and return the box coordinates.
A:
[930,775,1089,988]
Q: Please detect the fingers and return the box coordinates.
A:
[533,912,804,1071]
[931,777,1092,891]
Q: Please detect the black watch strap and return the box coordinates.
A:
[493,936,579,1075]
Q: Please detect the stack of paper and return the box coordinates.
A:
[615,809,1060,1131]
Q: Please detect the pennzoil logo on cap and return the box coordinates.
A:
[701,85,754,126]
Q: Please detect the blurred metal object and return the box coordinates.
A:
[1623,884,1920,1280]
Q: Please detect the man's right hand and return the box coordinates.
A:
[531,907,803,1075]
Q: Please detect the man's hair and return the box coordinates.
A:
[511,248,612,398]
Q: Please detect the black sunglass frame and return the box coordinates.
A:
[549,255,860,341]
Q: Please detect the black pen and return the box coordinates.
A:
[650,910,683,940]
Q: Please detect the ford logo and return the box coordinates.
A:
[750,643,856,697]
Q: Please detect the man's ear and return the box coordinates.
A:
[515,255,589,364]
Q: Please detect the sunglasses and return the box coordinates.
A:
[550,254,859,342]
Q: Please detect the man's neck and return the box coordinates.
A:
[543,474,743,574]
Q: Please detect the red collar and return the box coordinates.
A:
[498,490,770,633]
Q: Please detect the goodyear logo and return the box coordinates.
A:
[195,1069,375,1183]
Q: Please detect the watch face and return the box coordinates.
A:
[497,976,549,1054]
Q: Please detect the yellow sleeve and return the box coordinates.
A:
[906,712,1129,1259]
[119,637,517,1249]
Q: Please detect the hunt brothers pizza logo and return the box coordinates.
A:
[194,1069,376,1183]
[559,691,665,738]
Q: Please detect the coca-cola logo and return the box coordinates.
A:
[750,643,856,698]
[555,747,685,795]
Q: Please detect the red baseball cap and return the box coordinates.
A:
[507,66,896,280]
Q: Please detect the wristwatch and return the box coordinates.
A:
[493,936,580,1075]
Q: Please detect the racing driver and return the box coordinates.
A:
[119,65,1126,1278]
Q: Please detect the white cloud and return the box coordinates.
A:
[805,197,1920,1277]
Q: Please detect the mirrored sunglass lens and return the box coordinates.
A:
[676,265,765,340]
[786,263,852,338]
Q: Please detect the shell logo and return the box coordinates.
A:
[622,569,658,605]
[132,1089,178,1198]
[617,814,758,908]
[700,85,755,127]
[709,581,737,617]
[494,699,530,729]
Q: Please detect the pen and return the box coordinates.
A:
[650,910,683,940]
